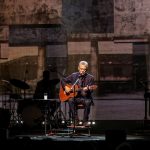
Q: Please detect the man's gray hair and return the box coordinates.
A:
[79,61,88,68]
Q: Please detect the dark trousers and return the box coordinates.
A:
[68,97,92,122]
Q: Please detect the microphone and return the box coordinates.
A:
[72,77,80,88]
[78,74,82,78]
[78,74,85,79]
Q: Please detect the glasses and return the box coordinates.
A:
[79,67,87,71]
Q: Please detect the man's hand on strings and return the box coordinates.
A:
[65,85,71,93]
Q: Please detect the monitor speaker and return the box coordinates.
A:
[105,129,127,143]
[0,108,10,128]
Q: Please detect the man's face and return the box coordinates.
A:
[78,64,87,75]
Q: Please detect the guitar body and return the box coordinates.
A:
[59,84,97,102]
[59,84,78,102]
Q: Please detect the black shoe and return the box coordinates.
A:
[70,122,78,127]
[83,121,90,127]
[70,119,79,126]
[75,119,79,126]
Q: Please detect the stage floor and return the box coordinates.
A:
[1,91,150,149]
[2,131,150,150]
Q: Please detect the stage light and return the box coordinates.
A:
[16,120,24,124]
[20,121,24,124]
[88,121,91,125]
[61,120,65,124]
[79,121,83,125]
[42,121,45,125]
[92,121,96,125]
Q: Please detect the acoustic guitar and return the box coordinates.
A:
[59,84,97,102]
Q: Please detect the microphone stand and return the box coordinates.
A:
[70,77,80,136]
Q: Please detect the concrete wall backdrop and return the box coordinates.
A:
[0,0,150,95]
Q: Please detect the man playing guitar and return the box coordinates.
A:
[59,61,97,126]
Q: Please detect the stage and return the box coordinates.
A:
[1,129,150,150]
[1,91,150,149]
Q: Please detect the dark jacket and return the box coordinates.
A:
[61,72,95,99]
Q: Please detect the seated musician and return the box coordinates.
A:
[60,61,96,126]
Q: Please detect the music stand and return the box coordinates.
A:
[33,97,53,136]
[44,99,49,136]
[42,98,66,135]
[43,98,58,136]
